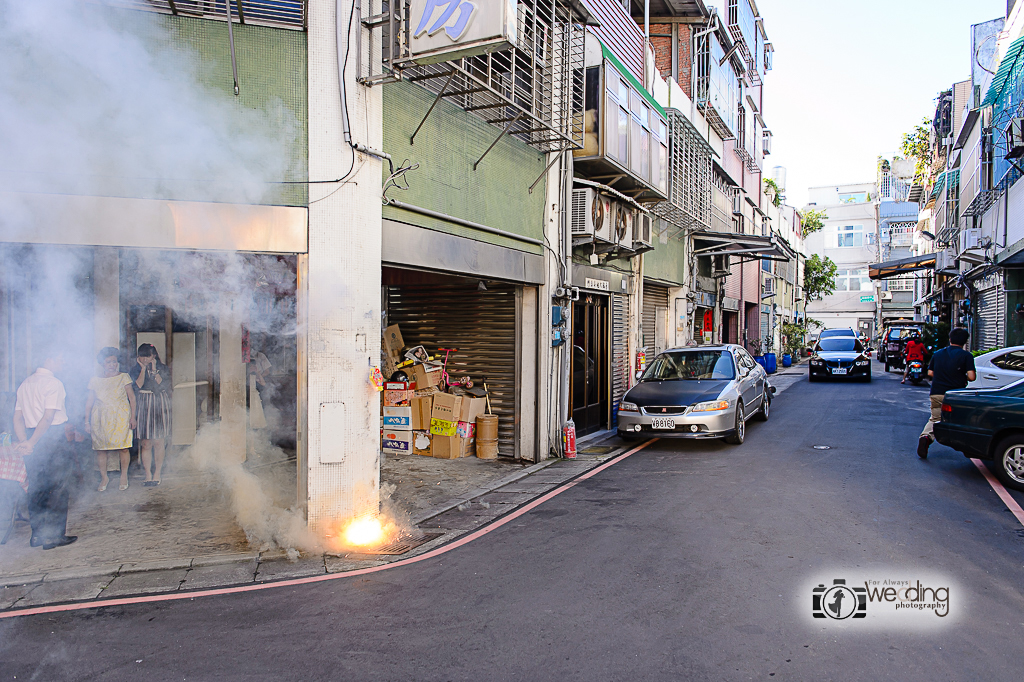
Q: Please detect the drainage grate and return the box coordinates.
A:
[580,446,616,455]
[358,532,445,556]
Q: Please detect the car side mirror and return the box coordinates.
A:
[770,385,777,394]
[635,370,644,380]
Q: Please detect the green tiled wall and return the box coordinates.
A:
[382,80,546,254]
[642,219,686,285]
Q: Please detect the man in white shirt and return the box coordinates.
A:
[13,348,77,549]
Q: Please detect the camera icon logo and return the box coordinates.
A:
[813,579,867,620]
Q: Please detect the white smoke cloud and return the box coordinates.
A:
[0,0,299,207]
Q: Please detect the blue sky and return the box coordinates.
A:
[756,0,1007,208]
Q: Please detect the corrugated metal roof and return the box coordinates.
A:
[584,0,645,82]
[982,34,1024,108]
[879,201,919,218]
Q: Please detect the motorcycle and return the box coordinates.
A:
[906,359,925,385]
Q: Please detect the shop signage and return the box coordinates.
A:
[694,291,716,308]
[585,277,610,292]
[861,295,877,303]
[409,0,518,65]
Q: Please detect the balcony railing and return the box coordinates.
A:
[96,1,307,30]
[653,109,713,236]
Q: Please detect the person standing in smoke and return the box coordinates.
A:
[131,344,171,486]
[85,347,136,492]
[12,346,78,549]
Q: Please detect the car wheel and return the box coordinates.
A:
[884,361,890,373]
[755,391,770,421]
[992,436,1024,492]
[724,402,745,444]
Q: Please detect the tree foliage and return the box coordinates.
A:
[901,117,932,185]
[764,178,783,208]
[804,254,838,301]
[800,208,827,236]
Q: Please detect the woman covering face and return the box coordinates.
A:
[130,344,172,487]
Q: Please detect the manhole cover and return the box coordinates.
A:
[358,531,444,555]
[580,446,615,454]
[813,445,831,450]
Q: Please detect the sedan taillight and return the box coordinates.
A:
[941,404,952,413]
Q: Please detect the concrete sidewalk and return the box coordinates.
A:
[1,442,627,612]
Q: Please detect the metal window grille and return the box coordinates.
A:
[653,109,712,239]
[726,0,759,86]
[693,28,735,141]
[366,0,586,153]
[94,1,307,30]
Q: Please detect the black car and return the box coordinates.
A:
[807,337,872,382]
[933,378,1024,491]
[879,324,924,370]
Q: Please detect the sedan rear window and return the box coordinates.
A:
[642,350,735,381]
[817,338,863,352]
[992,350,1024,372]
[820,329,856,339]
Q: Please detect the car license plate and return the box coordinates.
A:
[651,417,676,430]
[831,368,847,375]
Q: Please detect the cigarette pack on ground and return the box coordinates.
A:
[381,430,412,455]
[429,418,457,437]
[412,431,432,456]
[411,397,433,430]
[382,407,412,429]
[383,325,404,358]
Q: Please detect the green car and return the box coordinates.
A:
[934,378,1024,491]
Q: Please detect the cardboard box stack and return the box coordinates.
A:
[379,323,491,461]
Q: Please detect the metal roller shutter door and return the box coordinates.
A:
[642,282,670,353]
[386,283,518,456]
[611,294,630,414]
[976,286,1005,351]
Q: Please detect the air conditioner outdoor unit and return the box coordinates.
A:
[959,227,981,253]
[794,286,803,301]
[934,249,957,271]
[571,188,615,243]
[732,193,744,215]
[762,278,776,298]
[880,291,893,301]
[608,201,633,248]
[632,211,653,249]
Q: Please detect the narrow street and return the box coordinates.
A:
[3,365,1023,681]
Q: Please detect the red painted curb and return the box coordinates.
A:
[0,439,659,620]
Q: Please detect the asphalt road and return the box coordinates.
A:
[3,363,1024,681]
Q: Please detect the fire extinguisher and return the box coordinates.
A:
[636,349,646,375]
[563,420,577,459]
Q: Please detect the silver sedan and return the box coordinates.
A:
[616,345,773,444]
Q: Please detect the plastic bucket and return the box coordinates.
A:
[765,353,777,374]
[476,415,499,459]
[782,353,792,368]
[754,356,766,369]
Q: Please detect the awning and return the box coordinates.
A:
[982,34,1024,108]
[869,253,937,280]
[692,231,794,262]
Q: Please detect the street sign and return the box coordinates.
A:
[860,295,876,303]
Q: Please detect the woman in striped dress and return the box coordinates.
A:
[130,344,171,486]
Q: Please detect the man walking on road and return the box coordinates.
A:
[13,347,77,549]
[918,328,976,459]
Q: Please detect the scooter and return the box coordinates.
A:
[906,359,925,385]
